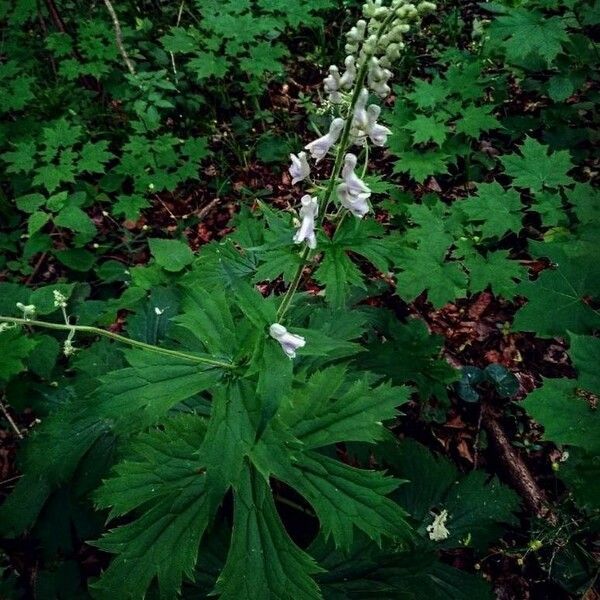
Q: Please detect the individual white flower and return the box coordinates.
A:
[53,290,68,309]
[427,509,450,541]
[367,57,392,98]
[337,153,371,218]
[0,322,16,333]
[353,88,370,131]
[269,323,306,359]
[339,55,357,90]
[289,151,311,185]
[293,195,319,249]
[366,104,392,146]
[323,65,342,103]
[305,118,345,162]
[154,307,165,316]
[16,302,36,320]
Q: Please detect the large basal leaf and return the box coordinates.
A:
[213,465,324,600]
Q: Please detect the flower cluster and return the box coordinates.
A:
[427,508,450,541]
[274,1,435,357]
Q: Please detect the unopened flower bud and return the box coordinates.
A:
[417,1,436,14]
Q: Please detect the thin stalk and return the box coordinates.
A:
[0,316,235,369]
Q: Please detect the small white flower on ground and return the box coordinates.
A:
[305,118,345,162]
[427,509,450,541]
[16,302,36,320]
[289,151,311,184]
[269,323,306,359]
[293,195,319,249]
[337,153,371,218]
[53,290,68,309]
[154,307,165,316]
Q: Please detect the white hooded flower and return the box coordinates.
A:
[353,88,370,131]
[339,55,357,90]
[324,65,342,103]
[337,153,371,218]
[367,57,392,98]
[289,151,311,184]
[305,118,345,162]
[269,323,306,359]
[293,195,319,249]
[366,105,392,146]
[427,509,450,542]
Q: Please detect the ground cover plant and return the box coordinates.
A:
[0,0,598,598]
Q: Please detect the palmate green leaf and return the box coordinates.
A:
[92,417,221,600]
[406,76,447,109]
[455,104,502,138]
[395,243,468,307]
[214,465,324,600]
[513,245,600,336]
[500,137,574,192]
[489,7,569,64]
[1,140,36,173]
[569,333,600,395]
[404,114,448,146]
[393,149,449,183]
[460,181,523,239]
[77,140,114,173]
[465,249,527,299]
[522,379,600,455]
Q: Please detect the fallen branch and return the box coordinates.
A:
[482,405,557,524]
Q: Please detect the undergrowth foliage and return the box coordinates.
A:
[0,0,598,598]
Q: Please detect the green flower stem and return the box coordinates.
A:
[276,62,370,321]
[0,316,235,370]
[277,12,398,322]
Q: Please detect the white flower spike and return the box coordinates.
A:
[427,509,450,542]
[293,195,319,249]
[337,153,371,218]
[305,118,345,162]
[289,151,311,185]
[269,323,306,359]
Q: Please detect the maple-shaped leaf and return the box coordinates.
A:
[513,245,600,336]
[393,149,449,183]
[490,7,569,64]
[500,137,574,192]
[460,182,523,239]
[465,250,526,299]
[522,379,600,455]
[455,104,502,138]
[395,243,468,307]
[1,140,37,173]
[404,114,448,146]
[566,183,600,226]
[78,140,114,173]
[407,76,448,109]
[188,54,229,80]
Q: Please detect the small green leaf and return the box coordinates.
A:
[149,238,194,272]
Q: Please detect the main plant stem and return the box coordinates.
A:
[0,316,235,369]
